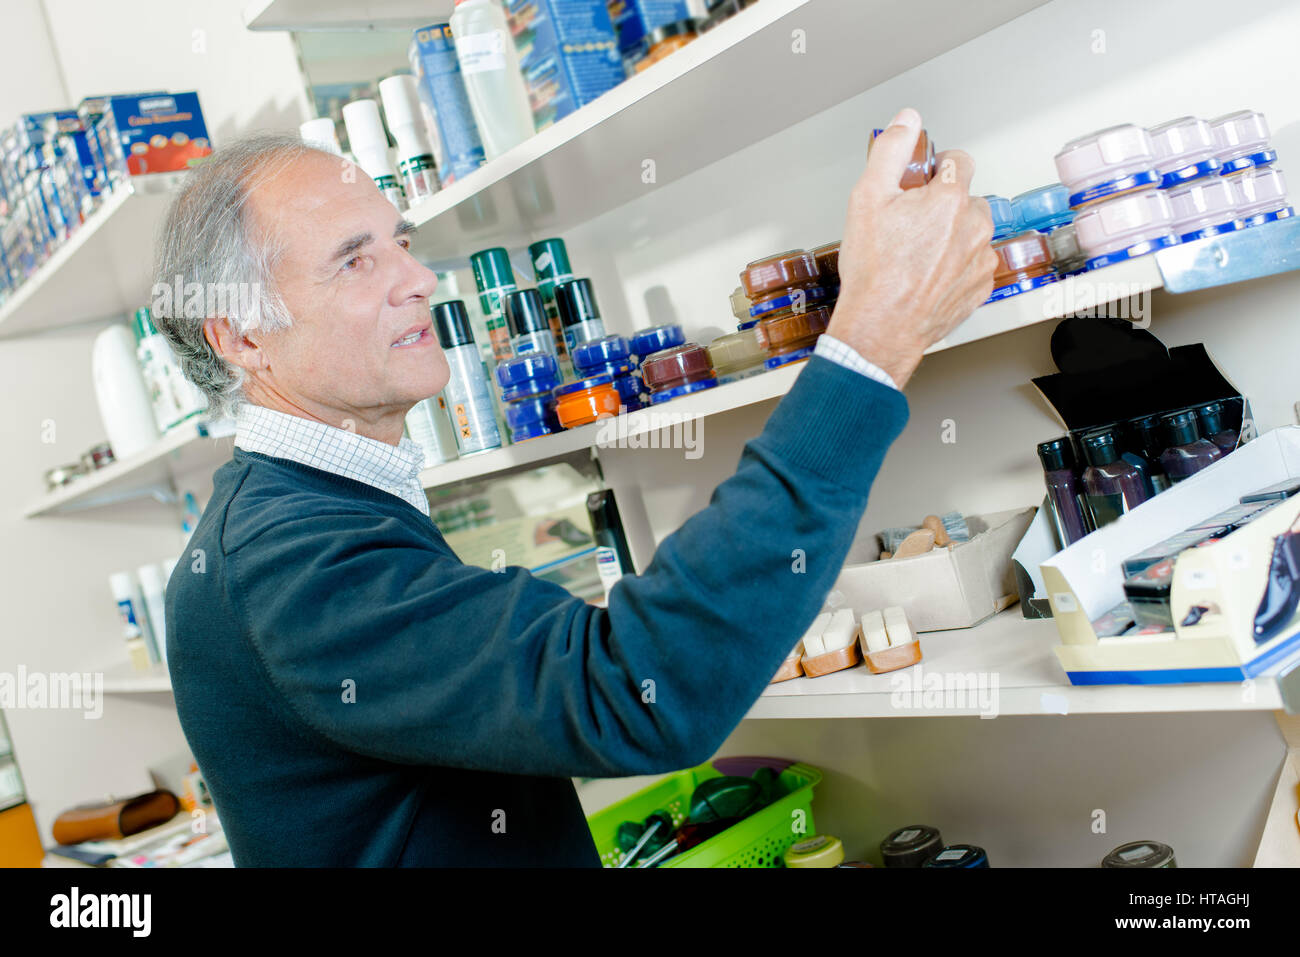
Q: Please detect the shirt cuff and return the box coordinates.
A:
[813,334,900,391]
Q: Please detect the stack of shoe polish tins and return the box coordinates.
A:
[494,352,563,442]
[1148,116,1236,243]
[571,335,643,412]
[1211,111,1292,228]
[1011,184,1085,278]
[741,249,830,369]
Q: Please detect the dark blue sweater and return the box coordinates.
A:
[165,356,908,866]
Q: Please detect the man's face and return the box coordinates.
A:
[244,151,448,431]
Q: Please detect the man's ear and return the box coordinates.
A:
[204,316,268,373]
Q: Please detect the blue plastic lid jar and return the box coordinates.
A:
[984,195,1015,240]
[1010,184,1072,232]
[504,393,561,442]
[610,372,645,412]
[495,352,562,403]
[649,378,718,404]
[571,334,633,376]
[1148,116,1221,187]
[630,324,685,362]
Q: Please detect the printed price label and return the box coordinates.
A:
[456,31,507,75]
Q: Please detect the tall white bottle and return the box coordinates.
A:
[450,0,536,159]
[92,324,160,459]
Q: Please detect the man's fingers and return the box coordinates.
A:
[864,107,923,194]
[930,148,975,192]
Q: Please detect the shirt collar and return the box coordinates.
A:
[233,403,430,517]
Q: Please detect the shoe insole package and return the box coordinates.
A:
[1044,424,1300,685]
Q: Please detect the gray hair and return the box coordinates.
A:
[151,131,333,417]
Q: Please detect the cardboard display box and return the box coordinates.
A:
[831,508,1035,633]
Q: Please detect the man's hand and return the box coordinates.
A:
[826,107,998,389]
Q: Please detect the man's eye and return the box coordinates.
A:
[342,256,362,271]
[398,238,411,250]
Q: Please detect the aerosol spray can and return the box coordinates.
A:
[299,117,343,156]
[405,393,459,466]
[503,288,556,358]
[341,99,406,211]
[433,300,501,455]
[378,74,441,204]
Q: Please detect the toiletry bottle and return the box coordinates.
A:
[1037,438,1090,547]
[1081,431,1151,528]
[503,288,557,357]
[378,74,442,204]
[450,0,536,160]
[1194,401,1237,456]
[1116,423,1158,498]
[341,98,406,211]
[1132,415,1172,493]
[1159,410,1222,483]
[432,300,503,455]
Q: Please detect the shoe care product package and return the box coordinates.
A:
[1042,426,1300,686]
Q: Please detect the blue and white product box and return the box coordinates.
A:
[507,0,626,130]
[78,93,163,195]
[95,92,213,188]
[19,111,102,199]
[408,23,488,185]
[604,0,689,68]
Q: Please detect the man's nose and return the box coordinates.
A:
[395,255,439,305]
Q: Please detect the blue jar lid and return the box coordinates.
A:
[983,195,1015,239]
[649,377,718,404]
[504,393,557,431]
[748,284,827,318]
[609,372,643,403]
[737,318,760,331]
[571,334,632,373]
[576,358,634,380]
[553,374,614,397]
[1083,234,1178,271]
[1068,170,1161,209]
[1010,184,1072,232]
[1159,157,1221,188]
[511,420,560,442]
[630,324,685,357]
[1240,206,1294,229]
[1220,149,1277,176]
[1179,219,1243,243]
[983,271,1060,304]
[496,352,560,388]
[764,346,815,369]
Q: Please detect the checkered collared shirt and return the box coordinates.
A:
[234,403,431,517]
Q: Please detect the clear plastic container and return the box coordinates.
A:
[984,195,1015,240]
[495,352,562,403]
[869,127,935,190]
[741,249,822,317]
[630,324,685,363]
[987,231,1056,300]
[641,343,718,403]
[1053,124,1160,208]
[1010,184,1072,233]
[553,375,622,427]
[1072,189,1177,268]
[1147,116,1220,186]
[1046,223,1087,276]
[504,393,561,442]
[1229,165,1290,222]
[708,326,770,380]
[1166,175,1241,241]
[811,241,841,299]
[1210,110,1274,174]
[759,305,829,359]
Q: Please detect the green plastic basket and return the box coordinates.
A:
[586,756,822,868]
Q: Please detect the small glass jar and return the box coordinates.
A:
[1230,165,1291,225]
[1166,175,1241,242]
[760,304,829,362]
[640,343,718,403]
[1047,223,1087,276]
[1072,190,1177,268]
[630,324,685,364]
[869,126,935,189]
[495,352,562,403]
[983,195,1015,240]
[1010,184,1072,232]
[741,249,823,318]
[635,18,697,72]
[708,326,770,381]
[553,375,622,428]
[987,231,1057,301]
[504,394,561,442]
[1147,116,1220,187]
[1210,110,1274,175]
[1054,124,1160,208]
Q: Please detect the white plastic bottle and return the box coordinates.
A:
[299,117,343,156]
[341,99,407,211]
[379,75,442,204]
[450,0,536,159]
[92,324,160,459]
[136,563,169,666]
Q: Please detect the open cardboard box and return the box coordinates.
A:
[832,508,1035,632]
[1044,426,1300,684]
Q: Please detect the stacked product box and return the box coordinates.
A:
[605,0,690,70]
[507,0,627,131]
[409,23,488,185]
[95,92,212,188]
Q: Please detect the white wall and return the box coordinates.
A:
[1,0,310,848]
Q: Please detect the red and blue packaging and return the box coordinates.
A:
[95,92,212,188]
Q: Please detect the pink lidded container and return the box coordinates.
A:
[1210,110,1274,175]
[1073,189,1177,269]
[1147,116,1220,187]
[1054,124,1160,208]
[1166,176,1241,241]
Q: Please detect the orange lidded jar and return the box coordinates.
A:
[640,342,718,404]
[740,249,828,324]
[635,19,698,73]
[868,127,936,190]
[553,375,621,428]
[986,230,1058,303]
[759,305,830,369]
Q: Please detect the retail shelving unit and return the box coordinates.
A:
[0,172,186,339]
[243,0,454,31]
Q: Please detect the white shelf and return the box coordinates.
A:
[100,662,172,694]
[0,173,188,339]
[403,0,1049,264]
[24,421,234,517]
[749,609,1286,719]
[243,0,453,31]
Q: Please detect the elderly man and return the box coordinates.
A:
[158,107,994,866]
